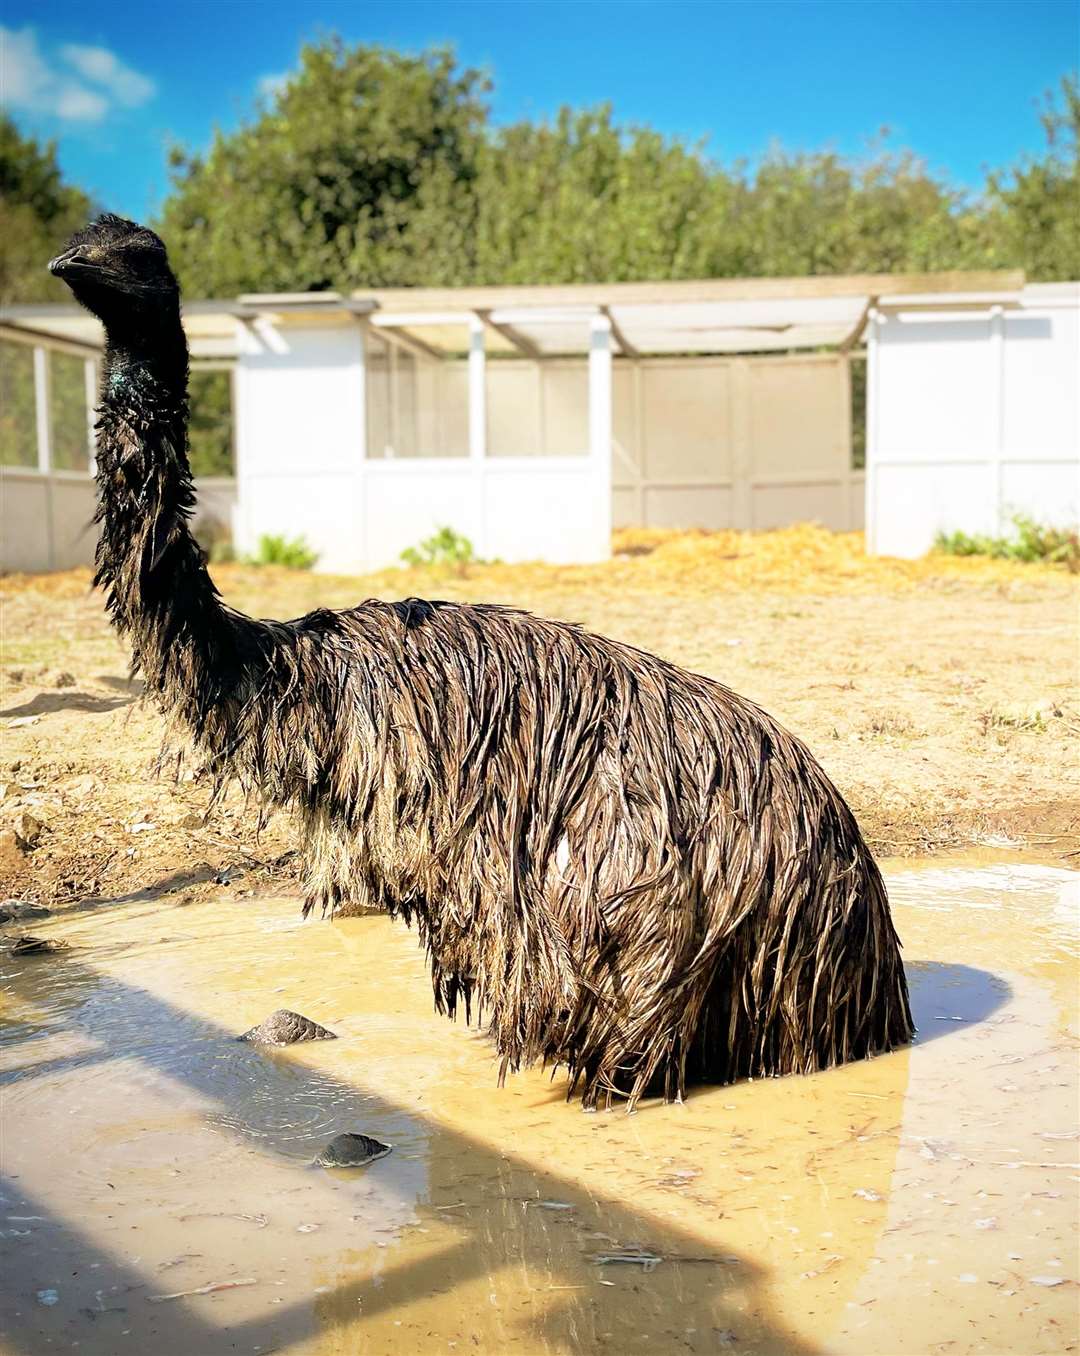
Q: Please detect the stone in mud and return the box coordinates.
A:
[0,899,51,924]
[239,1009,337,1046]
[315,1133,392,1169]
[0,830,25,872]
[13,812,43,848]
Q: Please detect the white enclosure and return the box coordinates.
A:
[866,283,1080,558]
[6,268,1075,576]
[231,308,612,574]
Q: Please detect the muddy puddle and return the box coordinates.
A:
[1,857,1077,1355]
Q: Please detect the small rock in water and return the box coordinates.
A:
[0,899,50,924]
[239,1009,337,1046]
[7,935,64,957]
[315,1133,392,1169]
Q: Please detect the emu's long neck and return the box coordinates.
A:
[93,315,243,730]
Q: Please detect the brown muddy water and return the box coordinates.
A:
[1,858,1077,1356]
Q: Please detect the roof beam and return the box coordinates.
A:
[601,306,640,359]
[372,323,443,363]
[475,308,544,361]
[357,270,1026,315]
[839,297,876,352]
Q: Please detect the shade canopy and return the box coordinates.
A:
[1,270,1025,360]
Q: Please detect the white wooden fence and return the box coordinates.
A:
[233,315,613,573]
[866,285,1079,557]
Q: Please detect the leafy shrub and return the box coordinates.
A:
[934,514,1079,571]
[245,534,318,569]
[401,526,476,575]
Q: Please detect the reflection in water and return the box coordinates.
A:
[0,859,1076,1355]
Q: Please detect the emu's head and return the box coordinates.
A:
[49,215,179,332]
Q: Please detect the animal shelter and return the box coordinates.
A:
[1,271,1076,573]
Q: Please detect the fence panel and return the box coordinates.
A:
[611,352,861,532]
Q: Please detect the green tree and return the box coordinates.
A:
[471,107,733,283]
[159,40,489,295]
[983,75,1080,280]
[0,115,93,305]
[724,142,991,277]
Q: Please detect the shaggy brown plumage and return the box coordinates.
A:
[50,216,914,1109]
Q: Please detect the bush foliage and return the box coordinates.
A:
[246,534,319,569]
[935,514,1080,570]
[401,525,476,574]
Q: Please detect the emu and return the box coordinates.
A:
[50,215,913,1110]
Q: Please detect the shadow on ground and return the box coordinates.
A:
[0,691,133,719]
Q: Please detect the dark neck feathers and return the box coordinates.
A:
[93,308,245,733]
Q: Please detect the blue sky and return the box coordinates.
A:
[2,0,1077,220]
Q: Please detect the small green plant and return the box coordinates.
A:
[934,514,1079,571]
[401,526,476,575]
[245,534,318,569]
[209,539,236,564]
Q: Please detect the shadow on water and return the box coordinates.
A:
[906,960,1011,1045]
[0,940,1012,1356]
[1,947,817,1356]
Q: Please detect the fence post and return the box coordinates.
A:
[589,313,613,560]
[84,357,98,474]
[865,310,882,555]
[989,304,1005,534]
[468,314,487,557]
[33,345,56,569]
[731,358,752,529]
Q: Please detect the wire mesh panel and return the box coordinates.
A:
[364,330,468,459]
[188,369,234,477]
[48,350,92,472]
[486,358,589,457]
[0,340,37,468]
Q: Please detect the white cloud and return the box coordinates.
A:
[0,25,154,124]
[257,71,289,101]
[61,42,155,108]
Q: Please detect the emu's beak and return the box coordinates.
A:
[48,245,99,279]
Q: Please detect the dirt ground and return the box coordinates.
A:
[1,525,1077,908]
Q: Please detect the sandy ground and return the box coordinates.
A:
[1,526,1077,908]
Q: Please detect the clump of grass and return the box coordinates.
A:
[979,702,1059,734]
[935,515,1079,571]
[244,535,318,570]
[865,713,918,738]
[401,526,476,576]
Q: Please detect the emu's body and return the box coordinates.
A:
[57,215,913,1109]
